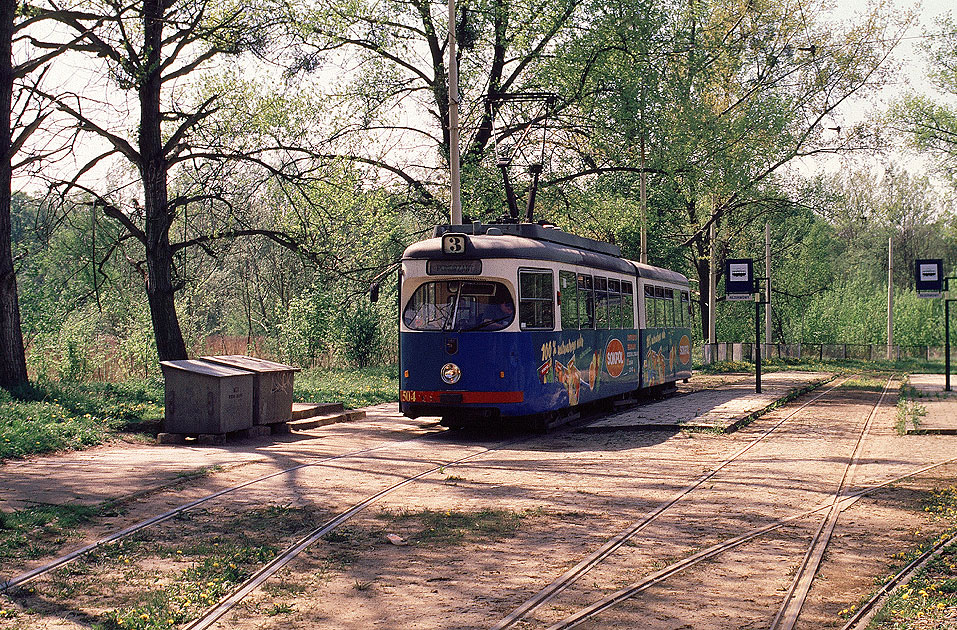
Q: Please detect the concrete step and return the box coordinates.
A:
[286,409,366,431]
[291,402,344,420]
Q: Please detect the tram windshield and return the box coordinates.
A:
[403,281,514,332]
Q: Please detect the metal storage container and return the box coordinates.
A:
[160,360,254,434]
[199,355,300,425]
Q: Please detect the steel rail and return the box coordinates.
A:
[490,375,853,630]
[544,455,957,630]
[769,375,894,630]
[840,531,957,630]
[0,379,699,595]
[0,430,443,593]
[182,441,519,630]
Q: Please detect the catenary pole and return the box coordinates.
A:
[708,222,716,351]
[765,223,771,357]
[448,0,462,225]
[640,135,647,264]
[887,237,893,360]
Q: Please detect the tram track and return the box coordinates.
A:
[1,416,547,629]
[490,374,859,630]
[505,374,940,630]
[541,456,957,630]
[5,372,948,630]
[0,376,744,597]
[839,530,957,630]
[0,424,451,593]
[769,376,894,630]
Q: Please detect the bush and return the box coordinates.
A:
[339,303,382,368]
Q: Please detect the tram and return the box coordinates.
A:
[397,221,692,429]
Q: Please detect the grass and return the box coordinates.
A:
[0,503,101,561]
[0,378,164,460]
[4,504,318,630]
[100,541,280,630]
[377,508,526,545]
[839,375,891,391]
[293,365,398,409]
[0,365,398,461]
[848,486,957,628]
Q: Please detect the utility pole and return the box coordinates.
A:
[708,221,716,348]
[448,0,462,225]
[765,223,771,357]
[887,237,894,360]
[639,135,647,264]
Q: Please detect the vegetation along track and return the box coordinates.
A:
[166,374,864,630]
[7,374,939,630]
[0,421,471,593]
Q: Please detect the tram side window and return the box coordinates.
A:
[681,291,690,327]
[644,285,655,327]
[622,281,634,328]
[559,271,579,329]
[608,279,621,328]
[664,288,675,327]
[578,274,595,329]
[595,277,608,329]
[655,286,666,326]
[519,270,554,330]
[673,291,682,327]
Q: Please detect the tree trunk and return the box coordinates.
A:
[0,0,29,388]
[140,0,187,361]
[695,245,710,341]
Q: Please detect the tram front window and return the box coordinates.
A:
[403,281,514,332]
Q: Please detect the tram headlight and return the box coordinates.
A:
[440,363,461,385]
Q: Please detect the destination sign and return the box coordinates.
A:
[426,259,483,275]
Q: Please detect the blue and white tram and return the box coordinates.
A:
[398,222,692,428]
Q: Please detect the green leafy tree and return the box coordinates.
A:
[27,0,326,361]
[539,0,912,338]
[889,15,957,187]
[1,0,79,387]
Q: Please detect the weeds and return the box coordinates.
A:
[850,486,957,627]
[4,504,318,630]
[0,503,98,560]
[896,381,928,435]
[0,379,163,460]
[0,365,397,461]
[294,365,397,409]
[378,508,526,545]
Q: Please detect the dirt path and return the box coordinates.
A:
[1,373,955,630]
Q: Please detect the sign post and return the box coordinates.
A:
[947,294,952,391]
[945,276,955,392]
[724,259,766,393]
[915,260,951,391]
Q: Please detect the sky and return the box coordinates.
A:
[825,0,954,118]
[789,0,955,181]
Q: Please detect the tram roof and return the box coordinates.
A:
[402,223,689,287]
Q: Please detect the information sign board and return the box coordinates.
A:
[724,258,754,299]
[915,259,943,298]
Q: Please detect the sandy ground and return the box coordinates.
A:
[1,372,955,630]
